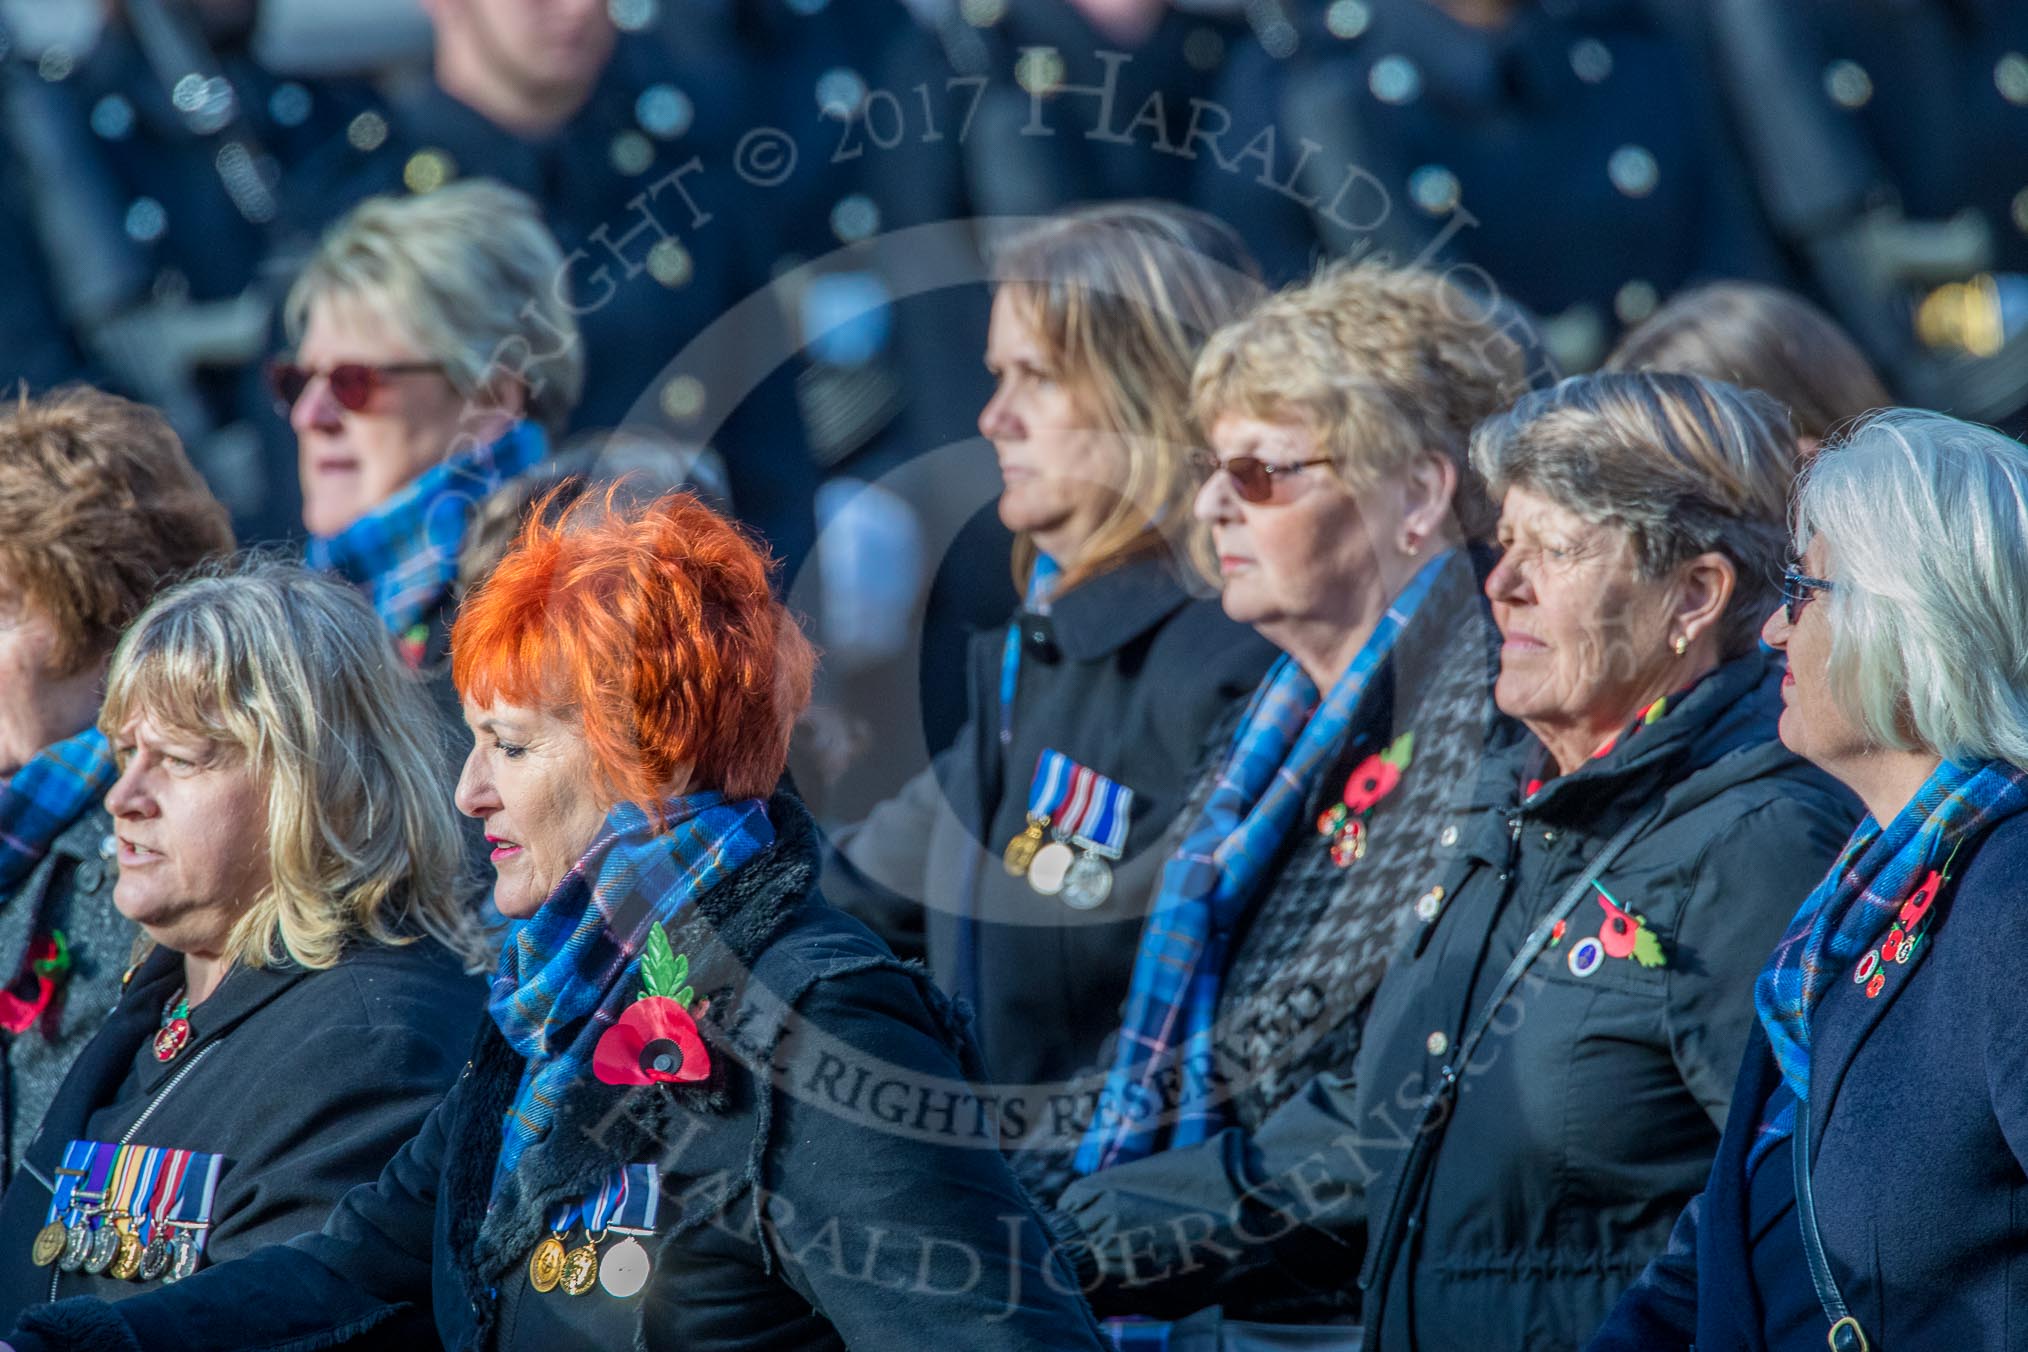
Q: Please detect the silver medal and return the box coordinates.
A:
[1060,852,1113,910]
[83,1223,120,1275]
[1026,841,1075,896]
[166,1233,200,1283]
[598,1235,653,1298]
[58,1221,92,1272]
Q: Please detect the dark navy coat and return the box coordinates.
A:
[5,796,1107,1352]
[1589,809,2028,1352]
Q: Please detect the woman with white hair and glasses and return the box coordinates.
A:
[1592,410,2028,1352]
[0,561,483,1326]
[275,178,582,672]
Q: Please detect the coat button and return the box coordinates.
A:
[75,862,102,892]
[1425,1030,1449,1057]
[99,833,117,860]
[1414,887,1445,923]
[1439,825,1459,848]
[1542,830,1559,844]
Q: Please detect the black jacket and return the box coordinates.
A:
[0,808,136,1179]
[1025,549,1500,1225]
[7,796,1108,1352]
[1052,651,1858,1347]
[1590,809,2028,1352]
[0,927,483,1325]
[832,551,1277,1102]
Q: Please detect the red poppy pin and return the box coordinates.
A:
[1317,731,1415,867]
[0,932,70,1036]
[593,922,710,1086]
[1594,886,1667,968]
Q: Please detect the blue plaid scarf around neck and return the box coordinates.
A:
[1752,757,2028,1157]
[306,419,547,639]
[0,728,116,895]
[1073,550,1453,1175]
[487,792,773,1199]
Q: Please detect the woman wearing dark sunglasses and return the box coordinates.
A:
[1592,409,2028,1352]
[276,179,582,672]
[1035,262,1531,1335]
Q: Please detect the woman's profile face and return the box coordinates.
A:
[289,298,471,539]
[456,698,611,919]
[0,583,103,779]
[978,289,1132,562]
[1762,535,1870,776]
[1484,486,1680,734]
[103,713,272,954]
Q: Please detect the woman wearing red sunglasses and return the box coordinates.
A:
[274,179,583,672]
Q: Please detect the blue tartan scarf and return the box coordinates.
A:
[1753,757,2028,1156]
[487,792,773,1198]
[0,728,116,895]
[306,419,547,639]
[1073,551,1453,1175]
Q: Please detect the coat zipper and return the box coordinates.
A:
[50,1042,219,1303]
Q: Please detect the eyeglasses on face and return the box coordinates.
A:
[1780,564,1834,625]
[1188,448,1335,504]
[267,360,444,414]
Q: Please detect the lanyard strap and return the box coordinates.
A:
[1359,803,1663,1294]
[1795,1103,1870,1351]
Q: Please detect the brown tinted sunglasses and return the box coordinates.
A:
[267,360,443,414]
[1188,447,1335,504]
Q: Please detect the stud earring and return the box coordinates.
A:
[1671,635,1689,657]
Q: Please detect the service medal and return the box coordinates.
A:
[109,1229,144,1281]
[1060,851,1113,910]
[83,1221,120,1275]
[1002,815,1047,877]
[528,1234,568,1293]
[1027,840,1074,896]
[31,1221,67,1267]
[166,1232,200,1283]
[560,1240,600,1295]
[599,1235,653,1298]
[58,1220,91,1271]
[138,1236,173,1282]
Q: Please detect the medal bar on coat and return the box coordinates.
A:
[37,1140,221,1283]
[1002,750,1074,876]
[528,1164,663,1299]
[1028,765,1098,897]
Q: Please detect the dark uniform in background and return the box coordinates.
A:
[0,3,383,543]
[1197,0,1785,372]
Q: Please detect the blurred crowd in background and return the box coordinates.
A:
[4,0,2028,827]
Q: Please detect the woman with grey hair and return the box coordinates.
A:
[274,178,583,672]
[1105,371,1857,1351]
[1592,411,2028,1352]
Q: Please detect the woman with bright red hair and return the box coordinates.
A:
[1,493,1107,1352]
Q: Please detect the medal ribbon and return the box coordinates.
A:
[163,1147,225,1259]
[119,1145,164,1233]
[80,1143,118,1215]
[1053,766,1096,842]
[608,1165,662,1230]
[106,1145,144,1222]
[142,1149,189,1246]
[45,1140,98,1225]
[1024,750,1076,821]
[585,1168,626,1234]
[1070,775,1134,858]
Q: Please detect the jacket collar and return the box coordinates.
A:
[459,791,822,1282]
[1040,549,1208,663]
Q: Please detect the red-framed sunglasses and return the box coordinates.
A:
[1188,447,1335,505]
[267,360,443,414]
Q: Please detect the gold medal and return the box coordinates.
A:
[109,1228,144,1281]
[528,1234,568,1293]
[31,1221,68,1267]
[1002,814,1047,876]
[559,1239,601,1295]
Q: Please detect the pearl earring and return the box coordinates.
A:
[1672,635,1689,657]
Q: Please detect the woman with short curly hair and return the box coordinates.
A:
[0,386,232,1173]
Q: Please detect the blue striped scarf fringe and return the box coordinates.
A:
[0,728,115,894]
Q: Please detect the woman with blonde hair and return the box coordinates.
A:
[834,202,1279,1102]
[0,560,482,1321]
